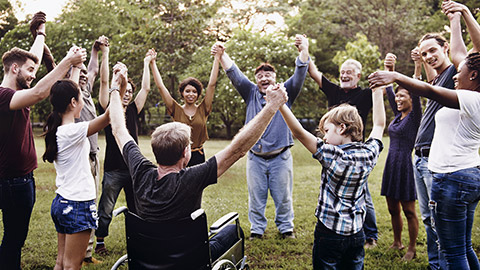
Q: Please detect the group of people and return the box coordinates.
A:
[1,0,480,269]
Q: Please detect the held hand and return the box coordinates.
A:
[144,48,157,63]
[265,83,288,109]
[211,43,225,57]
[368,71,397,89]
[94,35,110,51]
[411,47,422,63]
[67,46,87,66]
[442,0,466,16]
[384,53,396,71]
[295,34,308,52]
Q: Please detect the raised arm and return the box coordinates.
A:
[29,19,45,73]
[368,86,386,140]
[295,34,309,63]
[383,53,399,115]
[204,44,223,114]
[213,44,234,70]
[98,42,110,109]
[215,84,288,177]
[108,66,132,153]
[368,70,459,109]
[443,0,480,53]
[150,50,175,111]
[447,11,468,68]
[308,60,323,88]
[87,36,108,90]
[9,47,86,110]
[134,49,154,113]
[279,104,317,154]
[284,34,310,100]
[411,47,436,82]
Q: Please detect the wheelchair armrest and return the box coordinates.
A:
[209,212,238,234]
[113,206,128,217]
[191,209,205,220]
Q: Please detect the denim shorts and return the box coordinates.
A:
[51,194,98,234]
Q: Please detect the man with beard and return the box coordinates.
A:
[214,35,309,239]
[0,20,86,268]
[308,58,379,249]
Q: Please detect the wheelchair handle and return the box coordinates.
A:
[210,212,239,234]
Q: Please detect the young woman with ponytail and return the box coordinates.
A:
[42,76,122,270]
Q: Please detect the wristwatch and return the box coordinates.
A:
[109,87,120,94]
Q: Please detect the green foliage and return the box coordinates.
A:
[332,33,382,88]
[0,0,17,39]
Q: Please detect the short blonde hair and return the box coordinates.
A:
[151,122,191,166]
[319,104,363,142]
[341,59,362,75]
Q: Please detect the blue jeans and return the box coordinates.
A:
[51,194,98,234]
[431,167,480,270]
[414,155,443,269]
[0,172,36,270]
[209,224,244,262]
[313,220,365,270]
[246,149,294,234]
[96,170,136,238]
[363,183,378,240]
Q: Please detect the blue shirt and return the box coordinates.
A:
[313,138,383,236]
[225,57,309,153]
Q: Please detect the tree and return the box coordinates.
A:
[0,0,17,40]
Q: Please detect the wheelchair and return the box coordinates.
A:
[111,206,249,270]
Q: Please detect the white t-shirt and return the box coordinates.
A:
[54,121,95,201]
[429,90,480,173]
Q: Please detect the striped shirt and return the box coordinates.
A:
[313,137,383,236]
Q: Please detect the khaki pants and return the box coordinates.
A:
[85,154,100,258]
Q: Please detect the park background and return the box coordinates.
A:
[1,0,480,268]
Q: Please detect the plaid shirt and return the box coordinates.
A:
[313,137,383,236]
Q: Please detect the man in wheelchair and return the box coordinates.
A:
[108,71,288,268]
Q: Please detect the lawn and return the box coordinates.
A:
[6,135,480,269]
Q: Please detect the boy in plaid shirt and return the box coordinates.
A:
[274,84,386,269]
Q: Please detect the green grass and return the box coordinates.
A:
[5,136,480,269]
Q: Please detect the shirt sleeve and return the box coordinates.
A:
[0,88,15,112]
[122,140,157,185]
[386,85,399,116]
[225,63,256,102]
[283,56,309,105]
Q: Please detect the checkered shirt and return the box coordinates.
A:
[313,137,383,236]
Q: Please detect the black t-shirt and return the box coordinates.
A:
[414,64,456,149]
[122,140,218,222]
[102,102,139,171]
[321,76,373,129]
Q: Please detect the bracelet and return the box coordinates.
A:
[109,87,120,94]
[72,65,82,69]
[36,31,46,37]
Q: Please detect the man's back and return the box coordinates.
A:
[122,141,218,221]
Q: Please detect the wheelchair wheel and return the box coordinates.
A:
[212,259,236,270]
[110,254,128,270]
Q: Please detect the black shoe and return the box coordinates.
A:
[282,231,296,239]
[249,233,263,240]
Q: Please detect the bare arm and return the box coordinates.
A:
[279,104,317,154]
[150,53,175,111]
[29,23,45,72]
[443,0,480,52]
[213,44,234,71]
[204,44,222,114]
[9,47,86,110]
[109,65,131,153]
[308,60,323,88]
[134,50,154,113]
[215,84,287,177]
[368,87,386,140]
[98,45,110,109]
[448,11,468,68]
[70,66,80,84]
[295,34,309,63]
[368,70,459,109]
[87,108,110,136]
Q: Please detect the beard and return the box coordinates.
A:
[16,70,31,89]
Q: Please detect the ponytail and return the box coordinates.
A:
[42,111,62,163]
[41,79,81,163]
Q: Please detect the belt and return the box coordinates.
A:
[251,147,289,160]
[415,147,430,157]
